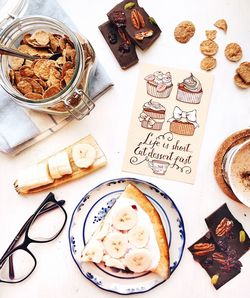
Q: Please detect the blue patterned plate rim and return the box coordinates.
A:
[68,177,186,295]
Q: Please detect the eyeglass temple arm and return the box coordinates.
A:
[0,200,65,264]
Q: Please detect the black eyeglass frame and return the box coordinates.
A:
[0,192,67,284]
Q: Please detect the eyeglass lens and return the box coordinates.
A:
[28,201,66,242]
[0,250,35,282]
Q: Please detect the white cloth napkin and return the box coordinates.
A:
[0,0,113,155]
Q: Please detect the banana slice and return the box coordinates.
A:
[48,151,72,179]
[103,255,125,270]
[81,240,104,263]
[55,151,72,176]
[95,220,110,240]
[72,143,96,168]
[14,162,54,193]
[48,155,62,179]
[124,248,152,273]
[128,225,150,248]
[103,232,128,259]
[112,206,138,231]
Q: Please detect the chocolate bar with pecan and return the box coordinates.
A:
[107,0,161,50]
[99,21,138,70]
[205,203,250,259]
[189,232,242,290]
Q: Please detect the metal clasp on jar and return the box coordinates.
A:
[63,89,95,120]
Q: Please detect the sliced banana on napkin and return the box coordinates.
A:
[14,135,107,194]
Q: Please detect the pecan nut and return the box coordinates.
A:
[212,252,226,265]
[215,217,234,237]
[135,29,154,40]
[130,9,145,30]
[193,243,215,256]
[118,28,131,44]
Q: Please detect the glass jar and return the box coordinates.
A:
[0,4,96,120]
[0,0,28,28]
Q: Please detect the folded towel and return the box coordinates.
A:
[0,0,113,155]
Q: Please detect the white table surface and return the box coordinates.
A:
[0,0,250,297]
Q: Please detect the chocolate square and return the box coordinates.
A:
[107,0,161,51]
[205,203,250,259]
[189,232,242,290]
[99,21,138,70]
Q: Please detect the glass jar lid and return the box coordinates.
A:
[0,0,27,29]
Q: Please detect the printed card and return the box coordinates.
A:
[123,63,214,184]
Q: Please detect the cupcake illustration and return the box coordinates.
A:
[138,100,166,131]
[144,71,173,98]
[168,106,199,136]
[176,73,203,104]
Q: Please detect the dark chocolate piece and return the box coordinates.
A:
[189,232,242,290]
[107,0,161,51]
[205,203,250,259]
[99,21,138,70]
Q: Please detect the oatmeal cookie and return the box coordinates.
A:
[200,40,218,56]
[225,43,242,62]
[214,19,227,32]
[200,56,217,71]
[205,30,217,40]
[236,62,250,83]
[174,21,195,43]
[234,74,250,89]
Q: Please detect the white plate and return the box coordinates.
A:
[68,178,185,295]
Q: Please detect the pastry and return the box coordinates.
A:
[144,71,173,98]
[139,100,166,130]
[81,183,170,280]
[14,135,107,194]
[176,73,203,104]
[168,106,199,136]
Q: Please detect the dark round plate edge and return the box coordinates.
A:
[68,177,186,295]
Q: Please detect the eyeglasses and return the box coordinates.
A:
[0,192,67,283]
